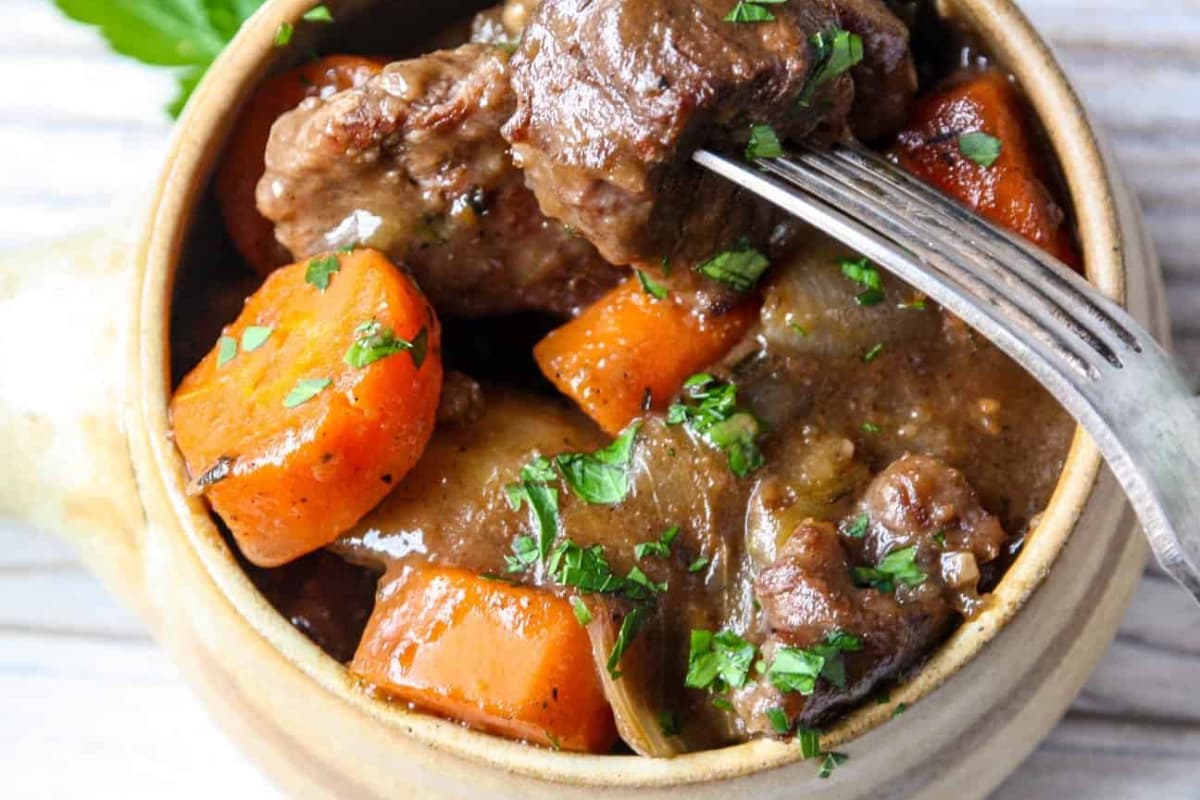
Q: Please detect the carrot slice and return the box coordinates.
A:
[216,56,384,275]
[352,566,617,753]
[891,69,1080,268]
[170,248,442,567]
[534,278,756,435]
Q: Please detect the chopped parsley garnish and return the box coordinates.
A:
[898,294,928,311]
[818,751,848,779]
[607,604,649,679]
[344,320,428,369]
[241,325,273,352]
[861,422,881,435]
[635,525,680,560]
[933,531,947,548]
[626,565,668,596]
[799,29,864,108]
[959,131,1002,168]
[547,540,664,601]
[797,728,822,759]
[305,254,341,290]
[659,710,682,737]
[688,555,710,573]
[852,545,927,593]
[842,513,870,539]
[723,0,787,24]
[839,256,884,306]
[274,22,294,46]
[216,335,237,367]
[696,238,770,292]
[685,629,758,692]
[767,630,863,694]
[892,702,909,718]
[711,696,735,711]
[635,269,669,300]
[283,377,332,408]
[862,342,885,362]
[545,731,562,751]
[570,596,592,626]
[667,374,765,477]
[302,4,333,22]
[504,456,560,567]
[555,423,641,504]
[789,322,808,337]
[766,706,792,735]
[746,123,784,159]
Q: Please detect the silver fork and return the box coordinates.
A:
[695,143,1200,603]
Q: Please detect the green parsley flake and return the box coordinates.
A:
[799,29,864,108]
[893,702,909,718]
[216,335,238,367]
[504,457,560,566]
[818,751,848,779]
[839,256,885,306]
[853,545,927,593]
[667,375,765,477]
[635,525,680,560]
[861,422,881,435]
[570,596,593,626]
[688,555,710,573]
[635,269,669,300]
[607,605,649,679]
[545,731,562,751]
[746,123,784,159]
[711,697,735,711]
[768,630,863,694]
[658,710,682,737]
[797,727,822,759]
[766,706,792,735]
[344,320,427,369]
[696,238,770,292]
[723,0,786,23]
[555,422,641,504]
[685,629,757,692]
[959,131,1002,168]
[842,513,870,539]
[305,254,341,290]
[789,322,808,338]
[241,325,273,352]
[302,5,334,23]
[274,22,294,46]
[933,531,947,548]
[862,342,885,362]
[283,377,332,409]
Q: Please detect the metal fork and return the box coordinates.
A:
[695,143,1200,603]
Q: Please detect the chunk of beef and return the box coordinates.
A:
[832,0,919,140]
[736,520,952,734]
[257,44,620,317]
[503,0,916,266]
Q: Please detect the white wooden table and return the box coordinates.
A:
[2,1,1197,797]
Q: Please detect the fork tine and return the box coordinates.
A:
[825,143,1143,354]
[691,148,1102,382]
[768,150,1125,370]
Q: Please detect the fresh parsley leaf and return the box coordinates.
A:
[658,710,682,737]
[839,256,885,307]
[241,325,273,352]
[555,423,641,504]
[301,4,333,22]
[685,629,758,692]
[799,28,864,108]
[274,20,294,45]
[344,320,426,369]
[305,254,341,290]
[766,706,792,735]
[746,124,784,159]
[505,458,560,564]
[705,412,765,477]
[711,696,735,711]
[626,565,668,596]
[861,421,881,435]
[768,630,862,694]
[667,375,765,477]
[797,728,822,759]
[696,238,770,292]
[687,555,710,573]
[283,377,331,408]
[862,342,885,362]
[504,534,540,574]
[634,525,680,560]
[607,604,649,679]
[933,531,947,548]
[635,269,669,300]
[569,596,593,626]
[841,513,870,539]
[852,545,926,593]
[723,0,785,23]
[216,335,237,367]
[789,322,808,337]
[892,702,908,718]
[959,131,1002,168]
[818,751,848,779]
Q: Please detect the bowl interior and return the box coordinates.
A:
[144,0,1119,787]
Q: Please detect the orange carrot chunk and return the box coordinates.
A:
[892,69,1080,268]
[171,248,442,567]
[216,56,384,275]
[534,278,756,435]
[352,566,617,754]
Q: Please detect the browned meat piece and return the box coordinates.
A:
[833,0,919,140]
[503,0,916,266]
[257,44,620,317]
[736,520,952,734]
